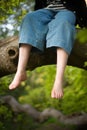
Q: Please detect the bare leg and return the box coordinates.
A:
[51,48,68,99]
[9,44,32,90]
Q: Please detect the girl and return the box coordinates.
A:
[9,0,87,99]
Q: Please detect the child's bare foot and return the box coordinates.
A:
[51,80,64,99]
[9,71,27,90]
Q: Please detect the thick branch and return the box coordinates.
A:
[1,95,87,125]
[0,33,87,77]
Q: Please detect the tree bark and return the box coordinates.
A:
[1,95,87,125]
[0,33,87,77]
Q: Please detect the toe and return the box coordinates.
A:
[9,84,15,90]
[51,90,55,98]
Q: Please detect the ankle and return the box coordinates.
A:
[55,74,64,82]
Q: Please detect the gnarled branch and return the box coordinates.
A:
[1,95,87,125]
[0,32,87,77]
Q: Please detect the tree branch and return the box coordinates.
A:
[0,32,87,77]
[1,95,87,125]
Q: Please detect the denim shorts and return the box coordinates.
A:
[19,9,76,54]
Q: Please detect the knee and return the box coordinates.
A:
[60,19,76,29]
[59,20,70,27]
[61,18,75,26]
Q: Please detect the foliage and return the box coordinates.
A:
[0,0,34,38]
[77,29,87,43]
[0,66,87,129]
[0,0,34,22]
[1,65,87,114]
[0,107,39,130]
[62,66,87,114]
[18,65,87,115]
[0,76,11,95]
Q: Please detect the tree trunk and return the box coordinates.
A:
[1,95,87,125]
[0,33,87,77]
